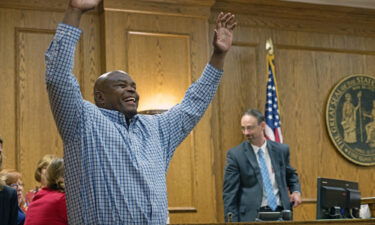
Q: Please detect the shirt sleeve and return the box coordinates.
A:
[45,23,84,142]
[158,64,223,165]
[284,146,301,193]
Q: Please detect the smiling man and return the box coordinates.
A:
[93,70,139,122]
[45,0,236,224]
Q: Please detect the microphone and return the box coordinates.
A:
[226,212,233,222]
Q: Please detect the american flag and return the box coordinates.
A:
[264,54,283,143]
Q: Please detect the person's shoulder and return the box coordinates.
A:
[2,185,16,195]
[227,141,248,154]
[36,188,65,201]
[268,140,289,150]
[0,186,17,202]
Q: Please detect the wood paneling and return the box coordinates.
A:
[15,29,64,190]
[0,3,101,196]
[127,31,191,110]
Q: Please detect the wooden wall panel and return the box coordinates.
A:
[0,8,18,170]
[15,29,64,190]
[277,47,375,197]
[0,1,101,196]
[127,30,197,210]
[127,31,191,110]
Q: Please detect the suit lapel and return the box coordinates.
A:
[243,142,263,185]
[267,141,282,185]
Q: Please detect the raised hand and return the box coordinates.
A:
[63,0,102,27]
[213,12,237,55]
[209,12,237,70]
[69,0,102,12]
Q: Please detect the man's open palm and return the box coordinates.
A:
[213,12,236,54]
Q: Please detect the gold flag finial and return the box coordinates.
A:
[266,38,274,55]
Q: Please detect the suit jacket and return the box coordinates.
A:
[0,185,18,225]
[223,140,301,222]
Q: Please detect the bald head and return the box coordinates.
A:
[93,70,139,118]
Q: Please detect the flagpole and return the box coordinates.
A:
[266,38,282,120]
[264,38,283,143]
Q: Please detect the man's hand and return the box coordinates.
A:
[63,0,102,27]
[213,12,236,55]
[290,192,302,207]
[70,0,102,12]
[209,12,237,70]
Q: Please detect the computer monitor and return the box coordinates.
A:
[316,177,361,219]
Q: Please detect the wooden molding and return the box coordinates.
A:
[276,44,375,55]
[214,0,375,23]
[0,0,100,14]
[168,207,197,213]
[211,0,375,37]
[103,0,213,19]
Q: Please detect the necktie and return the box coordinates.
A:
[258,148,278,211]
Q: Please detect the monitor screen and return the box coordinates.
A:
[316,177,361,219]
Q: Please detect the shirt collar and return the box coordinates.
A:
[251,140,268,155]
[98,107,139,125]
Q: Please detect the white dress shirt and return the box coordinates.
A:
[251,141,281,207]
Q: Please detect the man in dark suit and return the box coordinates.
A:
[223,109,302,222]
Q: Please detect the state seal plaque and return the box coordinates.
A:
[326,75,375,166]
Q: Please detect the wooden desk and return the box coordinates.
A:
[174,219,375,225]
[291,197,375,221]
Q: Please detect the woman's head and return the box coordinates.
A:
[34,154,57,187]
[0,169,24,200]
[46,158,65,192]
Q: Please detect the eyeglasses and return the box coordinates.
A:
[10,183,24,188]
[241,125,259,132]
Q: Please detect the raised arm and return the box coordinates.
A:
[45,0,102,142]
[158,13,237,165]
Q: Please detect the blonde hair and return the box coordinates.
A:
[46,158,65,192]
[34,154,57,183]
